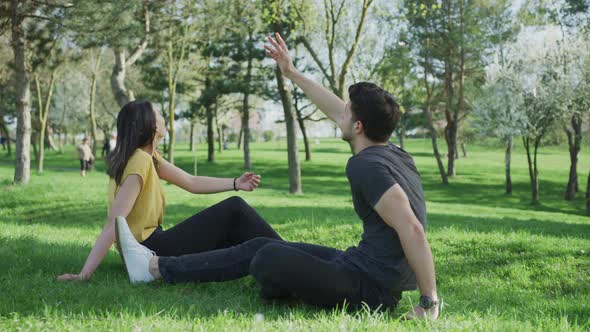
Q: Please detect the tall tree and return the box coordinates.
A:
[472,0,520,193]
[265,0,303,194]
[110,2,150,107]
[403,0,448,184]
[211,0,267,169]
[0,40,16,156]
[9,0,32,184]
[68,1,156,107]
[296,0,374,137]
[86,48,103,156]
[161,1,192,164]
[4,0,70,183]
[377,30,418,150]
[438,0,493,177]
[474,67,526,195]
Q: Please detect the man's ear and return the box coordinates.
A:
[354,120,364,134]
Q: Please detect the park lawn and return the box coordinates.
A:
[0,138,589,331]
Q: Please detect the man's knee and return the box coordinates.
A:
[243,237,278,253]
[249,243,284,282]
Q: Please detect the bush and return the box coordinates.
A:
[249,131,259,142]
[227,132,238,143]
[263,130,274,142]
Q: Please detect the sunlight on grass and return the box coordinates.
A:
[1,139,589,331]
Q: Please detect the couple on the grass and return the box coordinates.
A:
[57,33,440,320]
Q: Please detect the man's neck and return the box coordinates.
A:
[350,136,388,155]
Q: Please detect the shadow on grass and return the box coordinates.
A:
[8,197,590,243]
[429,212,590,239]
[2,223,588,323]
[0,235,397,320]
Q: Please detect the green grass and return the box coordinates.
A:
[1,138,589,331]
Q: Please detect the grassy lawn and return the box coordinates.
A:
[1,138,589,331]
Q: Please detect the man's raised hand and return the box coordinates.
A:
[264,32,297,78]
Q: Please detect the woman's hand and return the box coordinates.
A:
[57,273,91,282]
[236,172,261,191]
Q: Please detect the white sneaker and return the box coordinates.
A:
[115,216,156,283]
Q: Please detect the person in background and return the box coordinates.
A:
[102,137,111,157]
[76,137,94,177]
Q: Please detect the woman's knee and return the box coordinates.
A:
[223,196,249,211]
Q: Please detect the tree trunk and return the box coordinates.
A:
[31,131,38,165]
[275,67,302,194]
[423,107,448,184]
[11,0,31,184]
[167,78,177,164]
[565,115,582,200]
[34,76,44,173]
[109,5,149,107]
[443,14,456,178]
[505,136,512,195]
[296,111,311,162]
[532,139,540,204]
[7,132,12,155]
[237,125,243,149]
[293,92,311,161]
[215,102,222,153]
[397,125,405,150]
[89,50,102,156]
[189,122,195,152]
[461,142,467,158]
[206,102,215,162]
[445,123,457,177]
[241,38,253,169]
[46,126,58,151]
[445,123,458,176]
[111,49,131,107]
[524,137,540,204]
[34,71,57,173]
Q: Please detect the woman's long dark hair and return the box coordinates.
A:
[107,100,157,185]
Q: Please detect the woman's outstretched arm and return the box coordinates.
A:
[157,158,261,194]
[57,175,142,281]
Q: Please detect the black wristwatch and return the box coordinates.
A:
[419,296,439,310]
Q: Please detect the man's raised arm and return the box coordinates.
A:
[265,32,347,131]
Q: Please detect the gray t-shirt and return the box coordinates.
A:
[340,142,427,291]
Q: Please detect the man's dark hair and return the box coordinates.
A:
[348,82,401,142]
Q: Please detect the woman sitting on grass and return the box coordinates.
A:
[57,100,282,282]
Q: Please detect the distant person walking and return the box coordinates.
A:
[76,138,95,177]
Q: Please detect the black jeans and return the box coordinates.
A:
[141,196,283,256]
[156,235,401,310]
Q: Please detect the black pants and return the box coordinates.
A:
[80,159,90,171]
[148,198,401,310]
[141,196,282,256]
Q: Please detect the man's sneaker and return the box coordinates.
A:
[115,216,156,283]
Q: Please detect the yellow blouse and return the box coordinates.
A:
[108,149,165,242]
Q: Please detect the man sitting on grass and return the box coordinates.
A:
[115,32,439,319]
